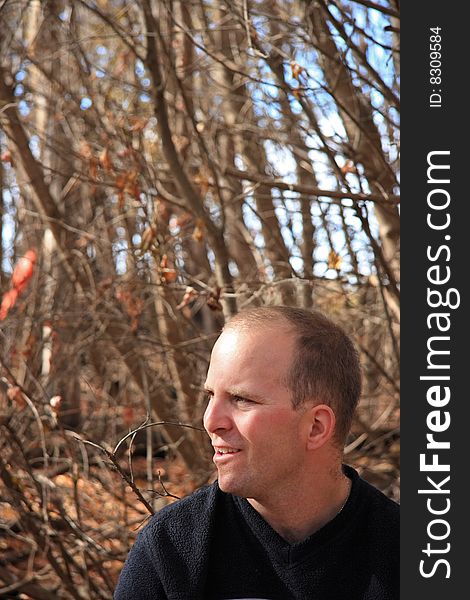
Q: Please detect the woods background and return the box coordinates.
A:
[0,0,400,597]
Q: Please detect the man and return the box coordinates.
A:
[115,306,399,600]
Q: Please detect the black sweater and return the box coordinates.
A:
[114,466,399,600]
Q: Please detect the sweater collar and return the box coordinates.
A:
[231,464,362,565]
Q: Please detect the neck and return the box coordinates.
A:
[247,464,351,544]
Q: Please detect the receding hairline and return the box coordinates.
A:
[223,306,308,334]
[220,311,298,366]
[223,311,295,335]
[222,306,339,344]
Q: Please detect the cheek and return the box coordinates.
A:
[242,410,302,448]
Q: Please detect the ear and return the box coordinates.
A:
[305,404,336,450]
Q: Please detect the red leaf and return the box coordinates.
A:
[11,249,37,293]
[0,289,19,320]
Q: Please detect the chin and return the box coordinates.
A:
[218,475,248,497]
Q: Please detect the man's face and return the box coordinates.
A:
[203,326,311,501]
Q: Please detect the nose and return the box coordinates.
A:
[203,395,232,435]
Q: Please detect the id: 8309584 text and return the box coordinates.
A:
[428,27,443,108]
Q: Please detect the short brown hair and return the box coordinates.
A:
[224,306,361,445]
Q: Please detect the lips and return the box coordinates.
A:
[212,446,241,463]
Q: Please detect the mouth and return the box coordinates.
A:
[213,446,241,462]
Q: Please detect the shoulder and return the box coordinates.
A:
[350,468,399,569]
[115,483,221,598]
[344,465,399,537]
[131,483,220,578]
[150,480,219,522]
[359,477,399,521]
[346,468,399,597]
[346,465,399,509]
[141,481,220,544]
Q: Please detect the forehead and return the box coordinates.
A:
[206,325,295,385]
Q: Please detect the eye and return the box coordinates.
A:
[203,390,213,404]
[232,395,254,405]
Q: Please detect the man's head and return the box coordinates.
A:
[203,306,361,500]
[224,306,361,444]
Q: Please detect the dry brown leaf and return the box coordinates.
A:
[340,160,356,174]
[192,218,205,242]
[290,61,303,81]
[99,147,114,173]
[194,172,210,195]
[160,255,178,283]
[161,269,178,284]
[172,135,189,153]
[328,250,343,270]
[129,117,148,132]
